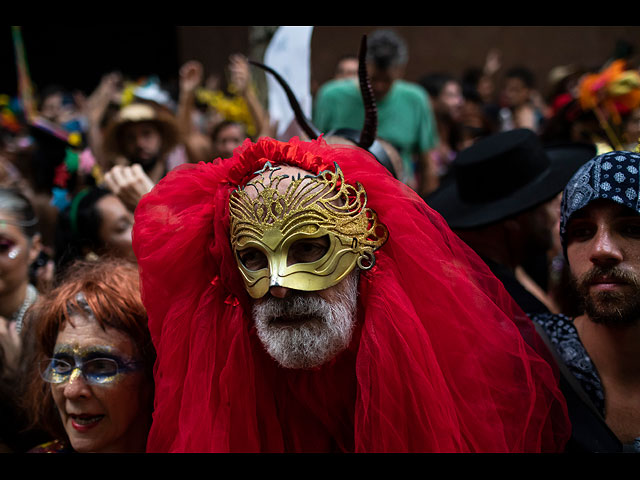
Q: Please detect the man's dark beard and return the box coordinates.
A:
[130,153,161,173]
[573,266,640,326]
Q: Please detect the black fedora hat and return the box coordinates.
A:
[426,129,596,229]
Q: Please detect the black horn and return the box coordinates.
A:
[248,60,320,140]
[357,35,377,150]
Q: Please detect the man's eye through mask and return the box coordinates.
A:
[229,162,388,298]
[238,235,331,271]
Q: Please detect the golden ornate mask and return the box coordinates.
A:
[229,162,388,298]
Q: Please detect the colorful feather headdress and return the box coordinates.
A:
[578,59,640,151]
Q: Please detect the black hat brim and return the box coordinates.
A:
[425,143,596,230]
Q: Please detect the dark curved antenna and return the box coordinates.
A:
[357,35,377,150]
[248,39,394,176]
[248,60,320,140]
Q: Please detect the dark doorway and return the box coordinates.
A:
[1,25,179,97]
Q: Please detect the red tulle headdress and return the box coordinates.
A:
[133,136,570,452]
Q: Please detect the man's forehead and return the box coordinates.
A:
[244,164,314,200]
[568,198,640,222]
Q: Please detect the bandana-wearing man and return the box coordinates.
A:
[532,150,640,452]
[133,135,570,452]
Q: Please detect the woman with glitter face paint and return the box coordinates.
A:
[0,188,49,452]
[0,188,42,341]
[23,258,155,453]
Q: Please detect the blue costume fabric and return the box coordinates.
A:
[531,312,604,414]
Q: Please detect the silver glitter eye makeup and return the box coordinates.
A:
[40,352,144,386]
[40,346,143,385]
[8,247,20,260]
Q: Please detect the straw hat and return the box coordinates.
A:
[102,102,180,157]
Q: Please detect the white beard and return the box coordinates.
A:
[252,270,359,369]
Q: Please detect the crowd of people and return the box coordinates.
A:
[1,27,640,453]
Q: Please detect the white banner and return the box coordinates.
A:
[263,26,314,140]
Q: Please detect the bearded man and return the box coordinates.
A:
[132,135,570,452]
[532,150,640,452]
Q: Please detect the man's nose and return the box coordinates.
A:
[590,228,623,266]
[269,286,290,299]
[135,134,146,148]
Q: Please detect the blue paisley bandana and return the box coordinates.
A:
[561,150,640,250]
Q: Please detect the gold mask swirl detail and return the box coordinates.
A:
[229,162,388,298]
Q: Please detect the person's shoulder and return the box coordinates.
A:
[394,80,429,98]
[530,311,572,326]
[27,439,73,453]
[316,78,359,98]
[389,81,431,113]
[530,312,576,341]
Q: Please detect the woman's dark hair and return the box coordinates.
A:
[210,120,246,142]
[539,98,600,145]
[505,66,536,89]
[419,73,457,99]
[37,85,68,111]
[0,187,39,238]
[54,186,111,276]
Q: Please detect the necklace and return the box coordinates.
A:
[10,283,37,335]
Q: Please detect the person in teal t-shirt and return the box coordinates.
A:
[313,29,439,194]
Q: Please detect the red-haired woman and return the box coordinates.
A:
[23,257,154,453]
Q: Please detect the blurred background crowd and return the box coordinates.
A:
[1,25,639,453]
